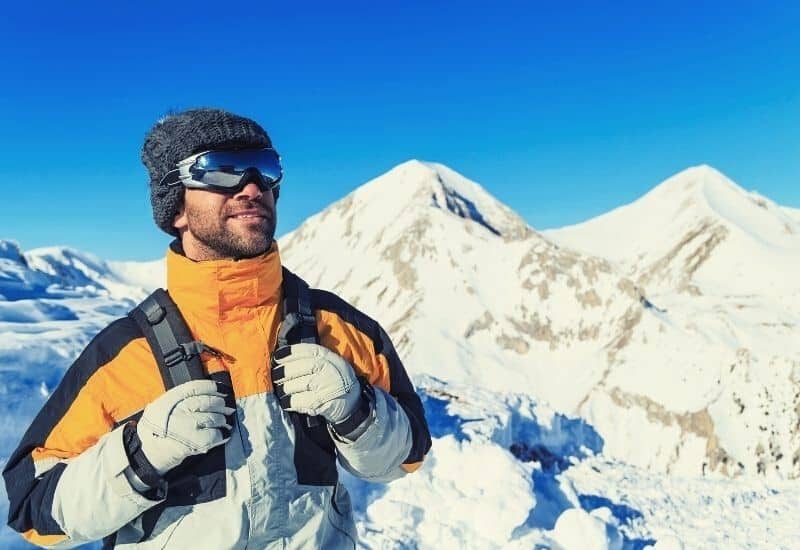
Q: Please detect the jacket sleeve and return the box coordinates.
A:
[331,385,414,482]
[314,292,432,482]
[2,319,163,548]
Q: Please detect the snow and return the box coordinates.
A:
[1,161,799,549]
[25,246,160,302]
[276,160,800,482]
[347,378,800,549]
[564,457,800,548]
[544,165,800,296]
[0,299,77,323]
[551,508,622,550]
[360,436,536,547]
[106,258,165,292]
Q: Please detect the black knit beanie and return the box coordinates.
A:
[141,108,274,236]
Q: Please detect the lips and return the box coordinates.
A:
[228,209,269,220]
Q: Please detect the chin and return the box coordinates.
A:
[236,237,272,258]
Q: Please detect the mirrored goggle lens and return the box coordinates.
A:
[180,148,283,189]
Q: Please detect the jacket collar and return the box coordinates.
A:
[166,240,283,319]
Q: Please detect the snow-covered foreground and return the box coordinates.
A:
[345,377,800,549]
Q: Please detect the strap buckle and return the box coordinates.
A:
[163,345,186,368]
[163,341,208,367]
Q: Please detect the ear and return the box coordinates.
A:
[172,203,188,232]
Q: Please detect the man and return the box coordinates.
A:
[3,108,432,548]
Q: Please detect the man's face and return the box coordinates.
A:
[173,180,277,261]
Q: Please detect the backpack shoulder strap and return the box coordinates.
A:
[128,288,209,389]
[277,268,319,347]
[276,268,323,428]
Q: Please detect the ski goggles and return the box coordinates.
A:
[161,148,283,193]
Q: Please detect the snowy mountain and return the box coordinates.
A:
[2,161,799,548]
[279,160,643,412]
[279,161,800,480]
[544,165,800,297]
[545,166,800,478]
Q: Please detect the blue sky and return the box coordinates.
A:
[2,1,799,260]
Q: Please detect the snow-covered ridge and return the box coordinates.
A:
[545,165,800,297]
[547,165,799,259]
[0,241,27,264]
[339,159,534,242]
[0,239,163,324]
[26,246,163,301]
[0,240,53,302]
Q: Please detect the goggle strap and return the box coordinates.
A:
[160,168,182,187]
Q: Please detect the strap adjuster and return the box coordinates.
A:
[163,346,186,368]
[297,312,316,326]
[163,341,208,367]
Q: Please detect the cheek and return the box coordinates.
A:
[265,188,277,208]
[184,193,224,224]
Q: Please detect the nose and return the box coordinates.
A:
[233,181,264,200]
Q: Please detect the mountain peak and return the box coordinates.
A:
[325,160,533,242]
[672,163,728,180]
[648,164,745,200]
[387,158,438,177]
[546,164,800,296]
[0,240,27,266]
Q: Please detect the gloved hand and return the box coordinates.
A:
[137,379,234,475]
[271,343,362,424]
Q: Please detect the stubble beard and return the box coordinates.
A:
[186,202,277,260]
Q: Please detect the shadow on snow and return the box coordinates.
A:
[507,409,654,548]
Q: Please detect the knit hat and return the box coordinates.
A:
[141,108,273,235]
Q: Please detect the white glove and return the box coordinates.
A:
[137,379,234,475]
[271,343,362,424]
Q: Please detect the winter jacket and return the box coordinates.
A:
[3,242,431,549]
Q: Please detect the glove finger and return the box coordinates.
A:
[181,394,230,414]
[275,374,316,396]
[271,343,327,365]
[193,411,230,429]
[282,390,318,415]
[272,362,315,384]
[272,356,327,383]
